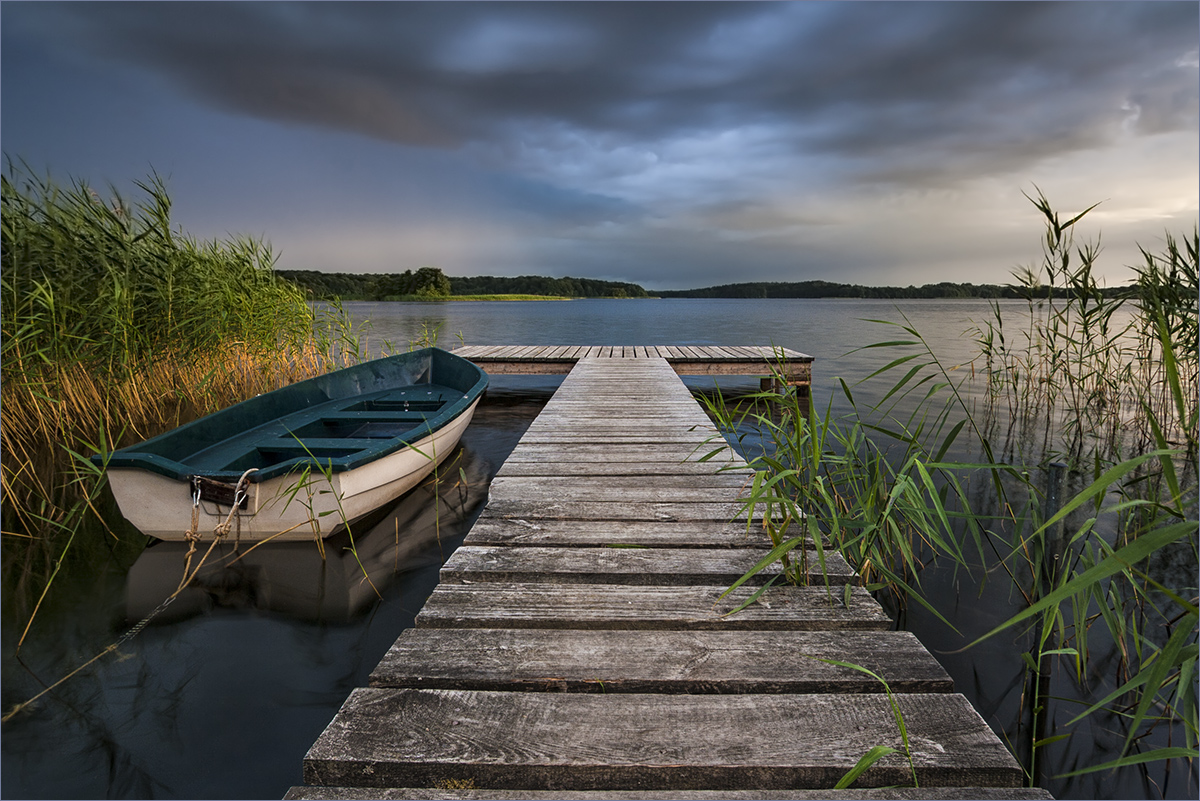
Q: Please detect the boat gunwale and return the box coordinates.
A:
[92,348,488,484]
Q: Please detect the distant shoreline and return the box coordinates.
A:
[278,269,1135,302]
[451,294,570,301]
[383,293,574,302]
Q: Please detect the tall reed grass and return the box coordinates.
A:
[707,195,1197,795]
[973,189,1198,462]
[1,162,360,623]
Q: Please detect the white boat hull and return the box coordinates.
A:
[107,398,479,542]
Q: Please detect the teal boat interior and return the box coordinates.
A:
[93,348,488,483]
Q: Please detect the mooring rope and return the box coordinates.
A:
[212,468,257,539]
[3,468,259,724]
[178,478,203,594]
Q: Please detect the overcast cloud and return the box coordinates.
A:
[2,2,1196,288]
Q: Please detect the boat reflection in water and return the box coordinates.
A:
[124,444,489,625]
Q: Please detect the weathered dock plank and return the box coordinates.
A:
[522,414,715,424]
[526,411,711,420]
[524,415,716,423]
[521,417,713,427]
[439,545,854,585]
[287,788,1053,800]
[369,629,952,693]
[483,498,750,521]
[513,430,718,449]
[508,421,722,432]
[517,433,719,444]
[519,423,717,434]
[511,432,720,445]
[490,475,751,491]
[487,481,754,505]
[500,444,735,462]
[463,518,772,549]
[301,689,1022,791]
[494,461,752,477]
[541,392,703,400]
[414,582,890,630]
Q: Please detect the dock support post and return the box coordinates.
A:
[760,376,785,393]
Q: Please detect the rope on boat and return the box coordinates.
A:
[212,468,257,539]
[178,468,256,593]
[178,478,203,594]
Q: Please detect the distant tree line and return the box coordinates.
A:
[451,274,649,298]
[276,268,649,299]
[276,267,451,300]
[656,279,1133,300]
[276,270,1136,302]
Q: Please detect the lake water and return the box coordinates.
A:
[349,296,991,389]
[2,298,1192,800]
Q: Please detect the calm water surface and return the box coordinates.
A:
[2,299,1191,800]
[352,296,992,389]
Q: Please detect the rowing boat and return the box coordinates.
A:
[93,347,488,541]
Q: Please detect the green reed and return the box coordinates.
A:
[1,161,362,630]
[818,658,918,790]
[702,360,978,627]
[707,197,1197,792]
[972,188,1198,463]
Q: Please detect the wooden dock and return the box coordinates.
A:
[449,344,813,387]
[287,353,1049,800]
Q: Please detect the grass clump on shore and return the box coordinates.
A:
[1,162,359,620]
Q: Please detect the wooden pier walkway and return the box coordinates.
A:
[449,344,813,387]
[287,354,1050,800]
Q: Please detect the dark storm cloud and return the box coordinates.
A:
[484,174,645,227]
[13,2,764,146]
[3,2,1195,285]
[16,1,1198,189]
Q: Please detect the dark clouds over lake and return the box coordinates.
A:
[3,2,1196,288]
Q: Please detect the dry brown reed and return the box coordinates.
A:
[1,340,348,539]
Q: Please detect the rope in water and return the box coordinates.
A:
[2,469,258,724]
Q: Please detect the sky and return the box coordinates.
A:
[2,1,1197,291]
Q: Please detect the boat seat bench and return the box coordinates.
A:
[180,385,461,474]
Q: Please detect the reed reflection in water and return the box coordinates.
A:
[0,385,551,799]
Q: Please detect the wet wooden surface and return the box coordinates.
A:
[462,518,773,548]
